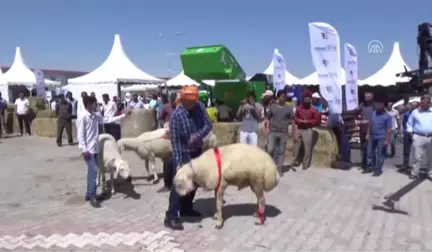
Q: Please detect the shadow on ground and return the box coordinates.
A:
[193,197,282,221]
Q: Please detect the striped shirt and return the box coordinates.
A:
[170,102,212,168]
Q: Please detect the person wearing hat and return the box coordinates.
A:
[291,91,320,170]
[165,85,212,230]
[312,92,323,113]
[261,90,274,119]
[366,99,391,176]
[406,95,432,179]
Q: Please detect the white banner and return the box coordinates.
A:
[34,69,46,97]
[272,48,286,91]
[308,22,342,114]
[344,43,359,111]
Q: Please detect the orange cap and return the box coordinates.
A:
[180,86,199,101]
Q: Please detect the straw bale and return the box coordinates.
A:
[212,122,240,146]
[36,110,57,118]
[121,109,157,138]
[283,127,338,168]
[31,118,77,140]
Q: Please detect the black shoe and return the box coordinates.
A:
[56,142,62,147]
[89,199,101,208]
[409,174,419,180]
[362,169,372,174]
[157,186,171,193]
[164,217,184,230]
[85,195,104,202]
[291,162,300,167]
[68,141,74,146]
[372,171,383,177]
[302,165,310,170]
[180,209,202,217]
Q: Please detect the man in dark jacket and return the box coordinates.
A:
[56,94,73,147]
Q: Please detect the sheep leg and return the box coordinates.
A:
[253,189,266,225]
[150,156,159,184]
[110,170,116,195]
[214,188,225,229]
[144,159,151,181]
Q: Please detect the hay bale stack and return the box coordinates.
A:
[283,127,338,168]
[212,122,240,146]
[31,118,77,140]
[28,97,46,111]
[36,110,57,118]
[121,109,157,137]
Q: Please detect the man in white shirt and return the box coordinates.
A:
[50,96,57,111]
[14,93,31,136]
[101,94,120,140]
[386,102,400,158]
[77,96,130,208]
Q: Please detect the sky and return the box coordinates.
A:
[0,0,430,79]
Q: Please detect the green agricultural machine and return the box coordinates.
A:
[180,45,266,111]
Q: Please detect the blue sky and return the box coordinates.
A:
[0,0,429,79]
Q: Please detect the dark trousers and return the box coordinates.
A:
[266,132,288,168]
[360,129,369,169]
[403,131,412,165]
[163,158,174,187]
[332,125,351,163]
[17,114,31,135]
[104,123,121,141]
[57,118,73,144]
[166,150,201,220]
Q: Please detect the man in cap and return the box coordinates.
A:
[312,92,323,113]
[406,95,432,179]
[400,101,419,170]
[165,86,212,230]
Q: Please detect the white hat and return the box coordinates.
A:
[261,90,274,98]
[312,92,320,98]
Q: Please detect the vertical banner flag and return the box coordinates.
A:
[272,48,286,91]
[308,22,343,113]
[344,44,359,111]
[34,69,46,97]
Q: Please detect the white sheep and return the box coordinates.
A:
[117,128,218,184]
[174,143,280,229]
[117,129,171,184]
[98,134,132,195]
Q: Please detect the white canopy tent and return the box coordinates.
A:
[122,84,159,92]
[166,71,215,87]
[297,68,346,85]
[1,47,59,86]
[359,42,410,86]
[263,56,299,85]
[0,68,8,102]
[68,34,163,85]
[64,34,163,101]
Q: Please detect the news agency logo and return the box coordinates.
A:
[368,40,383,54]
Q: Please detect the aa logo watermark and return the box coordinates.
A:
[368,40,383,54]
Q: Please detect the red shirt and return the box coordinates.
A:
[295,104,320,129]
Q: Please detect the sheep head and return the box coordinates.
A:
[116,160,131,180]
[174,163,196,196]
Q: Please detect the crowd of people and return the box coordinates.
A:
[2,84,432,231]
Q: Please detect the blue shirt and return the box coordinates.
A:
[170,102,212,168]
[403,111,412,131]
[406,108,432,134]
[371,111,391,140]
[313,104,323,113]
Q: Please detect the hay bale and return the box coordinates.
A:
[283,127,338,168]
[5,111,19,134]
[28,97,46,110]
[213,122,240,146]
[31,118,77,140]
[36,110,57,118]
[121,109,157,137]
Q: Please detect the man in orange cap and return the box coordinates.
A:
[165,85,212,230]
